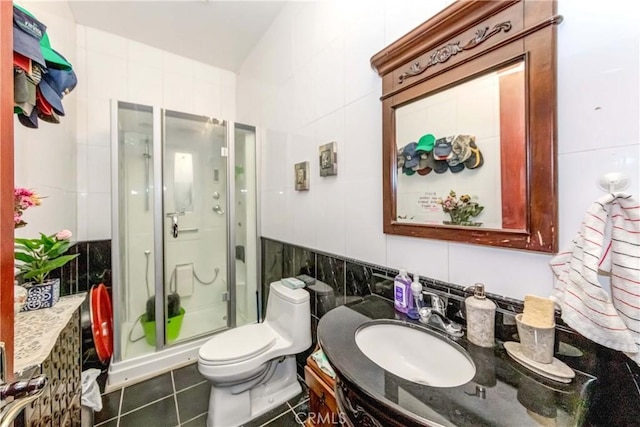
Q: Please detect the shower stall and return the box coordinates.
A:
[108,101,259,388]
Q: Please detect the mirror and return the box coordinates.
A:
[395,60,525,230]
[371,0,563,253]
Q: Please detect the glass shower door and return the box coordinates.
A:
[114,101,157,361]
[163,110,228,344]
[234,124,258,327]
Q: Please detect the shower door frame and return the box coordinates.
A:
[111,100,262,362]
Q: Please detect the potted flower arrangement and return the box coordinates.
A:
[14,230,79,311]
[438,190,484,226]
[14,187,42,228]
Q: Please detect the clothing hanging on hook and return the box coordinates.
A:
[550,192,640,365]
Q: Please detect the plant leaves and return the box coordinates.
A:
[46,240,70,259]
[46,254,79,269]
[14,238,40,250]
[14,252,36,263]
[22,254,79,281]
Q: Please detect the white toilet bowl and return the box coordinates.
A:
[198,281,311,427]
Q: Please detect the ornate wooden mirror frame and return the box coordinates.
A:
[371,0,562,253]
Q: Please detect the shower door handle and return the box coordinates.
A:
[166,212,185,238]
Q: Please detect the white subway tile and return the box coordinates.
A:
[261,189,292,242]
[163,73,194,113]
[87,145,112,194]
[128,63,163,106]
[288,188,316,248]
[383,0,448,45]
[292,2,316,72]
[344,92,382,183]
[86,97,111,146]
[262,129,290,191]
[162,51,195,78]
[385,236,449,282]
[448,243,554,301]
[127,40,163,68]
[76,144,88,194]
[557,144,639,248]
[86,27,127,59]
[87,193,112,240]
[344,5,384,104]
[314,179,346,256]
[85,51,128,100]
[194,62,221,86]
[313,37,344,118]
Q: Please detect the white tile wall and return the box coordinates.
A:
[238,0,640,300]
[14,1,78,239]
[15,1,236,244]
[11,0,639,303]
[74,26,236,240]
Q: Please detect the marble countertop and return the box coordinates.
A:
[318,295,596,427]
[14,294,86,373]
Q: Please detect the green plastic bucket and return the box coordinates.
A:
[141,308,185,346]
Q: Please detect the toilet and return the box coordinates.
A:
[198,281,311,427]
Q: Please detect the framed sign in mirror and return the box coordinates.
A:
[371,0,562,253]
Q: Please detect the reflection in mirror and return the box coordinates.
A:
[173,152,194,213]
[395,61,525,231]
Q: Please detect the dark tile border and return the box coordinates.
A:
[261,237,639,390]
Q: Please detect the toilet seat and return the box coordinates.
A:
[199,324,276,366]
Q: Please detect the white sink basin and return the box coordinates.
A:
[355,322,476,387]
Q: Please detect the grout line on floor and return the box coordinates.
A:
[119,394,177,418]
[287,401,305,425]
[181,411,207,425]
[259,407,293,427]
[289,397,310,410]
[175,379,208,394]
[117,387,124,427]
[94,417,117,427]
[171,370,181,426]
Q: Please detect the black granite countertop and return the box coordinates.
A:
[318,295,596,427]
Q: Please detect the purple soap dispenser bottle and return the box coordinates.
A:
[394,269,411,313]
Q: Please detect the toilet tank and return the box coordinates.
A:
[265,281,311,351]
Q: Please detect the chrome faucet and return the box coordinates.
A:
[418,292,464,338]
[0,343,48,427]
[0,377,47,427]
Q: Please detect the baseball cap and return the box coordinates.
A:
[416,134,435,153]
[41,32,72,70]
[18,106,38,128]
[38,78,65,116]
[14,4,73,70]
[12,4,46,67]
[433,137,454,160]
[42,67,77,98]
[401,142,419,169]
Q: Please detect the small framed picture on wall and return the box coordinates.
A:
[294,161,310,191]
[319,141,337,176]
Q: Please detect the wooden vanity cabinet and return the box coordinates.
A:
[304,352,340,426]
[21,308,82,427]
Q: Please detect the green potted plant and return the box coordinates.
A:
[14,230,79,311]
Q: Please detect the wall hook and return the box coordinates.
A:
[597,172,630,193]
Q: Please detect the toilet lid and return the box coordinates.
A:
[199,324,276,365]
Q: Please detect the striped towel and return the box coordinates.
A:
[550,193,640,365]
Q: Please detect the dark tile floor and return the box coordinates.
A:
[94,363,309,427]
